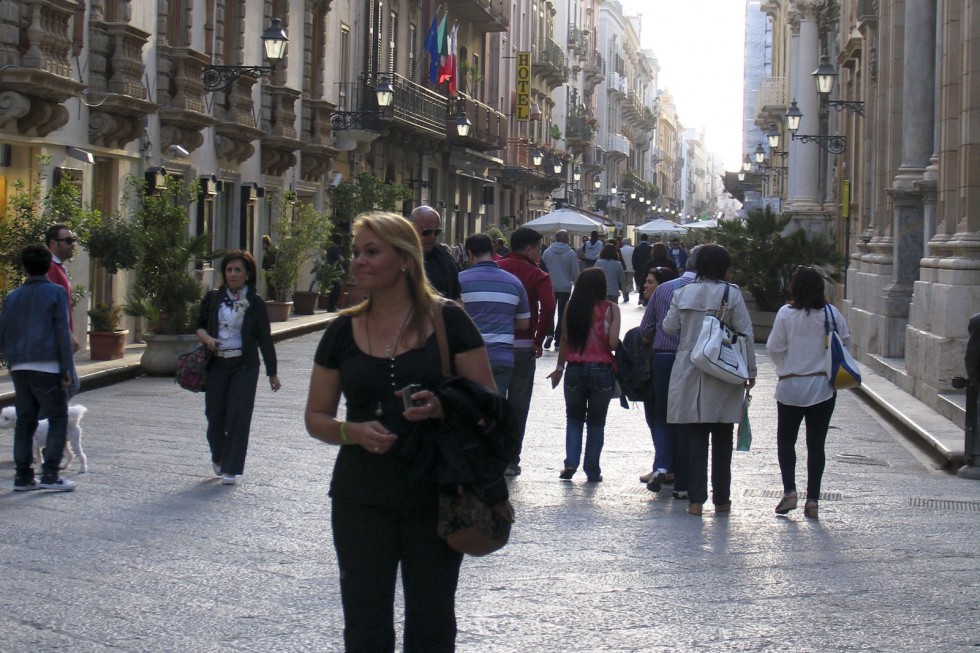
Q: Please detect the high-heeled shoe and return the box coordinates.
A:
[804,500,818,518]
[688,502,703,516]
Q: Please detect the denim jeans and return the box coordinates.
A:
[491,364,514,398]
[645,353,687,491]
[686,422,734,505]
[11,370,68,483]
[507,347,536,465]
[204,359,260,475]
[776,397,836,502]
[563,363,615,479]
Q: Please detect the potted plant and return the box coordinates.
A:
[123,175,219,373]
[265,193,333,320]
[312,258,346,310]
[87,302,128,360]
[706,206,845,341]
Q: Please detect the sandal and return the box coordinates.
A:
[804,500,818,519]
[775,491,798,515]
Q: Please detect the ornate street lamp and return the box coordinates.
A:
[553,159,563,175]
[786,101,846,154]
[330,76,397,130]
[812,54,838,95]
[766,123,781,149]
[455,111,472,137]
[593,177,601,190]
[785,100,803,133]
[755,143,766,164]
[573,167,581,183]
[533,150,544,166]
[742,155,752,173]
[202,18,288,92]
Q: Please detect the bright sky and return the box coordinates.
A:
[618,0,747,171]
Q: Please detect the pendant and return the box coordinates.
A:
[374,402,384,419]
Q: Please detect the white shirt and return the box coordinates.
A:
[766,303,851,407]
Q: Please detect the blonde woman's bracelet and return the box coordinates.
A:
[339,421,350,445]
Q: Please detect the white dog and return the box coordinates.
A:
[0,405,88,473]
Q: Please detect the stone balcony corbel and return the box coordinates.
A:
[260,86,303,177]
[213,76,264,165]
[156,45,214,154]
[0,0,84,136]
[86,21,157,148]
[299,98,340,181]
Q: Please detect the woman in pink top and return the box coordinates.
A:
[548,268,621,482]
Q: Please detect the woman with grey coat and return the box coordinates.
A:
[662,244,756,516]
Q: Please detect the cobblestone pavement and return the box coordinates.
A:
[2,304,978,652]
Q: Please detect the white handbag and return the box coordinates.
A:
[689,284,750,385]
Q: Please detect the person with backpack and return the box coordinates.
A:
[547,268,621,483]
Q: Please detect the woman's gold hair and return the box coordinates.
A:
[343,211,442,344]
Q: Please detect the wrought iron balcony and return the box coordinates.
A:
[451,93,506,151]
[445,0,510,33]
[532,38,569,89]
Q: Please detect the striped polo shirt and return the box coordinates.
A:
[459,261,531,368]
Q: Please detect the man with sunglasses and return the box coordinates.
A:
[45,224,80,398]
[409,205,461,300]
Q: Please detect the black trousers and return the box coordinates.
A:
[332,498,463,653]
[204,358,259,475]
[776,397,836,502]
[686,422,734,505]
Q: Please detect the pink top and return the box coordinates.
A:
[566,301,614,364]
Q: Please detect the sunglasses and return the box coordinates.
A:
[420,228,442,237]
[55,237,77,245]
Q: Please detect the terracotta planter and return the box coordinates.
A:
[266,301,293,322]
[317,293,331,310]
[292,290,319,315]
[340,281,365,308]
[88,330,129,361]
[140,334,199,375]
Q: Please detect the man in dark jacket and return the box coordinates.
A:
[410,205,461,300]
[631,234,652,303]
[0,245,76,492]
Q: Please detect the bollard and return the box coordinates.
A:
[951,376,980,479]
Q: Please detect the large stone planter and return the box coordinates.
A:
[292,290,319,315]
[140,334,199,375]
[89,330,129,361]
[741,289,776,343]
[266,301,293,322]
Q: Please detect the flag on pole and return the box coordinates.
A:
[425,9,441,85]
[437,19,453,86]
[447,23,459,96]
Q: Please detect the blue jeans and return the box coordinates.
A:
[11,370,68,483]
[491,364,514,398]
[646,353,687,490]
[563,363,615,479]
[507,347,536,465]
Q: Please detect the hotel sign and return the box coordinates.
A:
[516,51,530,121]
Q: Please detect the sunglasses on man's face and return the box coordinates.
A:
[420,228,442,237]
[55,237,77,245]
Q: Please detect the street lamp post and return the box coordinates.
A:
[202,18,288,92]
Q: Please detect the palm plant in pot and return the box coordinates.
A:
[265,192,333,320]
[122,175,219,373]
[87,302,128,360]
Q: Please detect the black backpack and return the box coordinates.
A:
[616,326,654,404]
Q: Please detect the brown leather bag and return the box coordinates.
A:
[430,300,515,557]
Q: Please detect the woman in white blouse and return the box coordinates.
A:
[766,266,851,519]
[196,250,281,485]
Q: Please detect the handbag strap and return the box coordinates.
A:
[715,283,732,320]
[823,305,839,348]
[431,299,452,378]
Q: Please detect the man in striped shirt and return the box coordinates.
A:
[638,245,702,496]
[459,234,530,397]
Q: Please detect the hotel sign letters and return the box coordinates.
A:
[516,52,530,121]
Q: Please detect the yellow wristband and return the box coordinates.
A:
[339,421,350,445]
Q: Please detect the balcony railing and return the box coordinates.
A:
[532,38,569,86]
[452,93,506,150]
[565,116,596,143]
[606,133,631,157]
[581,144,606,168]
[567,26,589,53]
[342,73,448,136]
[445,0,510,33]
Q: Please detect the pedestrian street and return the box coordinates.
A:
[1,304,978,652]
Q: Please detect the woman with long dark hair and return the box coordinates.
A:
[548,267,621,482]
[766,266,850,518]
[196,250,280,485]
[663,244,756,515]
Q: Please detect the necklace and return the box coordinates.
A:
[365,308,413,418]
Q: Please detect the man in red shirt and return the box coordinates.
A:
[498,227,555,476]
[45,224,80,397]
